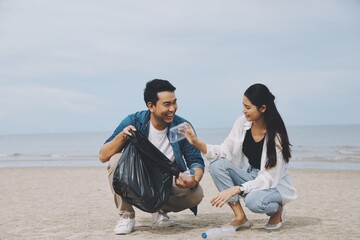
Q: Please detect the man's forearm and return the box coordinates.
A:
[193,167,204,183]
[99,133,127,162]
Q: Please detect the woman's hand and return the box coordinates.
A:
[210,186,240,208]
[183,123,198,145]
[182,124,208,154]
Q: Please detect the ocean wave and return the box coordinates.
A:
[292,155,360,163]
[0,153,22,158]
[337,149,360,156]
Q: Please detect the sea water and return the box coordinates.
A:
[0,125,359,170]
[0,132,109,168]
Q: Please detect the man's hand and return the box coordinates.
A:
[121,125,137,140]
[175,173,197,189]
[99,125,137,163]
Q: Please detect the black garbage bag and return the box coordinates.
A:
[113,130,180,213]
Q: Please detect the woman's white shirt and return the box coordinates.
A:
[202,115,298,204]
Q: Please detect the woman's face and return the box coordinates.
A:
[242,96,265,122]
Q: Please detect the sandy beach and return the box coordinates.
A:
[1,166,359,240]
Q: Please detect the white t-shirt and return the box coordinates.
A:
[148,123,175,162]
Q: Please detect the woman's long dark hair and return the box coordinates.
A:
[244,83,291,169]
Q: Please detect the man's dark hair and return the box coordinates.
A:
[144,79,176,105]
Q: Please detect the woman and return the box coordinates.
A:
[184,83,297,230]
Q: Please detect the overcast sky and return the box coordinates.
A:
[0,0,359,134]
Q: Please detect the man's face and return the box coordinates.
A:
[148,91,177,130]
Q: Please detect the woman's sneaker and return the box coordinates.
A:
[114,216,135,234]
[265,207,286,230]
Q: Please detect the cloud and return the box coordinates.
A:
[1,0,358,78]
[0,0,359,133]
[0,84,109,117]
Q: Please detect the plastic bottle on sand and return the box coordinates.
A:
[201,226,236,240]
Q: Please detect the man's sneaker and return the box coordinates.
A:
[114,216,135,235]
[152,212,176,227]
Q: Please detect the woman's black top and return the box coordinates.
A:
[242,129,265,170]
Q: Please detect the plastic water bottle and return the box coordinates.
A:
[201,226,236,240]
[169,122,187,143]
[180,169,195,178]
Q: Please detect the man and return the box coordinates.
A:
[99,79,205,235]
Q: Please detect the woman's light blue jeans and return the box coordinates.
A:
[209,158,282,216]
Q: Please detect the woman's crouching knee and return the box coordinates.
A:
[244,192,265,213]
[208,158,227,178]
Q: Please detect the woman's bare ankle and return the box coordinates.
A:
[267,206,282,224]
[231,217,248,226]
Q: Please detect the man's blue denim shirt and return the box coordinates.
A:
[105,110,205,172]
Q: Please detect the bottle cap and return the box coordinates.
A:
[201,232,207,239]
[189,169,195,175]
